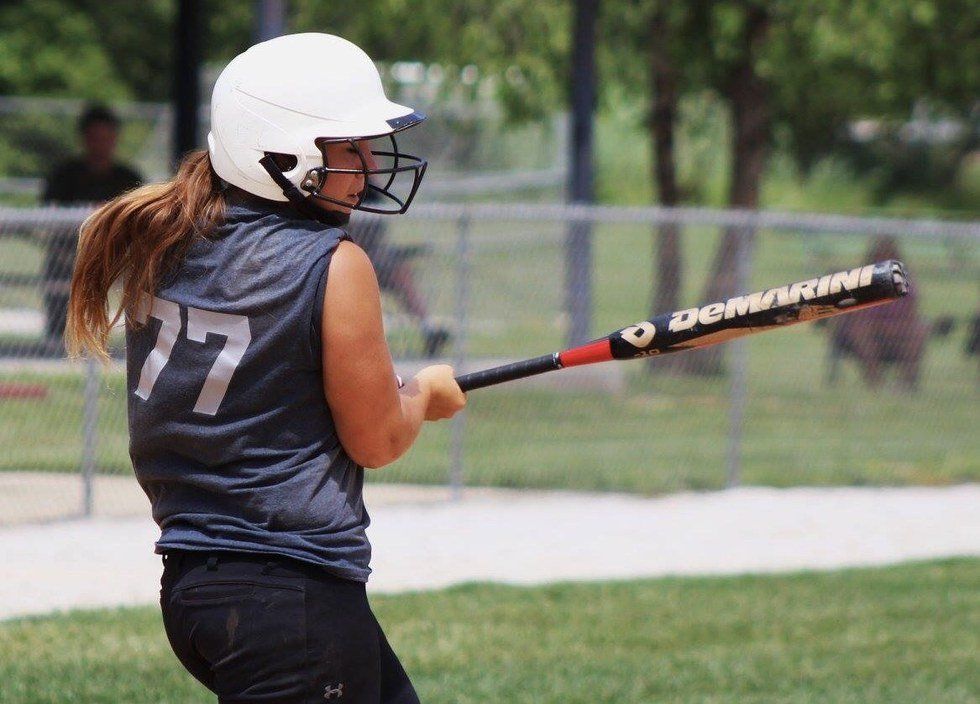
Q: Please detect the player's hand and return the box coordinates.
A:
[413,365,466,421]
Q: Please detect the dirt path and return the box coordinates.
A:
[2,484,977,621]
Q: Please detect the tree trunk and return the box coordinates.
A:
[680,5,771,376]
[646,5,683,374]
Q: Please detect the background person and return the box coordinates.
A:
[42,104,142,353]
[347,187,451,358]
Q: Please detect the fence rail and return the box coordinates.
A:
[408,203,980,239]
[3,203,979,237]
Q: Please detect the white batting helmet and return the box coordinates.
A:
[207,33,427,215]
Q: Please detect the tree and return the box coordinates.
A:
[290,0,571,123]
[0,1,134,180]
[649,5,683,315]
[603,0,979,375]
[0,0,129,99]
[679,1,772,374]
[689,0,980,373]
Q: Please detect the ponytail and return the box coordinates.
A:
[66,150,226,361]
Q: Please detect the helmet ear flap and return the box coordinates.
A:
[264,152,298,172]
[264,151,317,194]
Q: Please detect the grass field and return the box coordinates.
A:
[1,558,976,703]
[2,344,977,493]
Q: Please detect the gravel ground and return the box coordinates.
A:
[2,484,978,621]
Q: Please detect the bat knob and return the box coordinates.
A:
[889,260,910,297]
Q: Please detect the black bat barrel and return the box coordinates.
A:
[607,259,909,359]
[452,260,909,391]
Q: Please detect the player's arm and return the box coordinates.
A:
[321,240,464,468]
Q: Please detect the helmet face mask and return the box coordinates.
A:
[298,134,428,215]
[208,33,429,219]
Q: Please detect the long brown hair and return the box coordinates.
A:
[66,150,226,361]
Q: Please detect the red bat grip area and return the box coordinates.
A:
[557,339,613,368]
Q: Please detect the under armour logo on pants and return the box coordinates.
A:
[324,682,344,699]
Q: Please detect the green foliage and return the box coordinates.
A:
[0,1,148,182]
[70,0,175,102]
[0,0,974,207]
[290,0,570,123]
[202,0,258,65]
[2,0,975,146]
[0,0,129,99]
[0,0,557,120]
[598,0,979,193]
[765,0,979,177]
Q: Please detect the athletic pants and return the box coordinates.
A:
[160,550,420,703]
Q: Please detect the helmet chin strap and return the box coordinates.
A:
[258,155,350,226]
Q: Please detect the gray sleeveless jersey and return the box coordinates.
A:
[126,198,371,581]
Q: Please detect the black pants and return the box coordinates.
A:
[160,551,420,703]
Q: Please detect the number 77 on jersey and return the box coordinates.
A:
[133,294,252,416]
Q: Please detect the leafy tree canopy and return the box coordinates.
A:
[600,0,978,169]
[0,0,130,99]
[1,0,974,169]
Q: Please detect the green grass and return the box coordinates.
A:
[1,559,977,703]
[4,343,976,492]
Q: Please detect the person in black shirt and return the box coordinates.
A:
[41,104,142,351]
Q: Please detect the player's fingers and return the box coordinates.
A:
[416,365,465,420]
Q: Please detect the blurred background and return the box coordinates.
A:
[0,2,977,703]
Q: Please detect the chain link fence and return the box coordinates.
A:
[1,203,978,525]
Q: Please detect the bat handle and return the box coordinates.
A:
[455,353,561,392]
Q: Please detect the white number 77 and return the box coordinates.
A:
[134,295,252,416]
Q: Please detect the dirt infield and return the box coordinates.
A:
[0,471,504,526]
[1,483,978,621]
[0,472,146,526]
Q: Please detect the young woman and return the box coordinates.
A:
[66,33,465,703]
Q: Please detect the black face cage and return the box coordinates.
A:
[258,133,427,220]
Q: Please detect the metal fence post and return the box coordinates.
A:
[725,223,755,488]
[566,0,597,347]
[449,216,472,500]
[565,219,593,346]
[81,357,100,516]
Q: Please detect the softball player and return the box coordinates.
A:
[66,33,465,703]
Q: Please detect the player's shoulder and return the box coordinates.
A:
[113,163,143,185]
[46,158,85,182]
[42,159,84,202]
